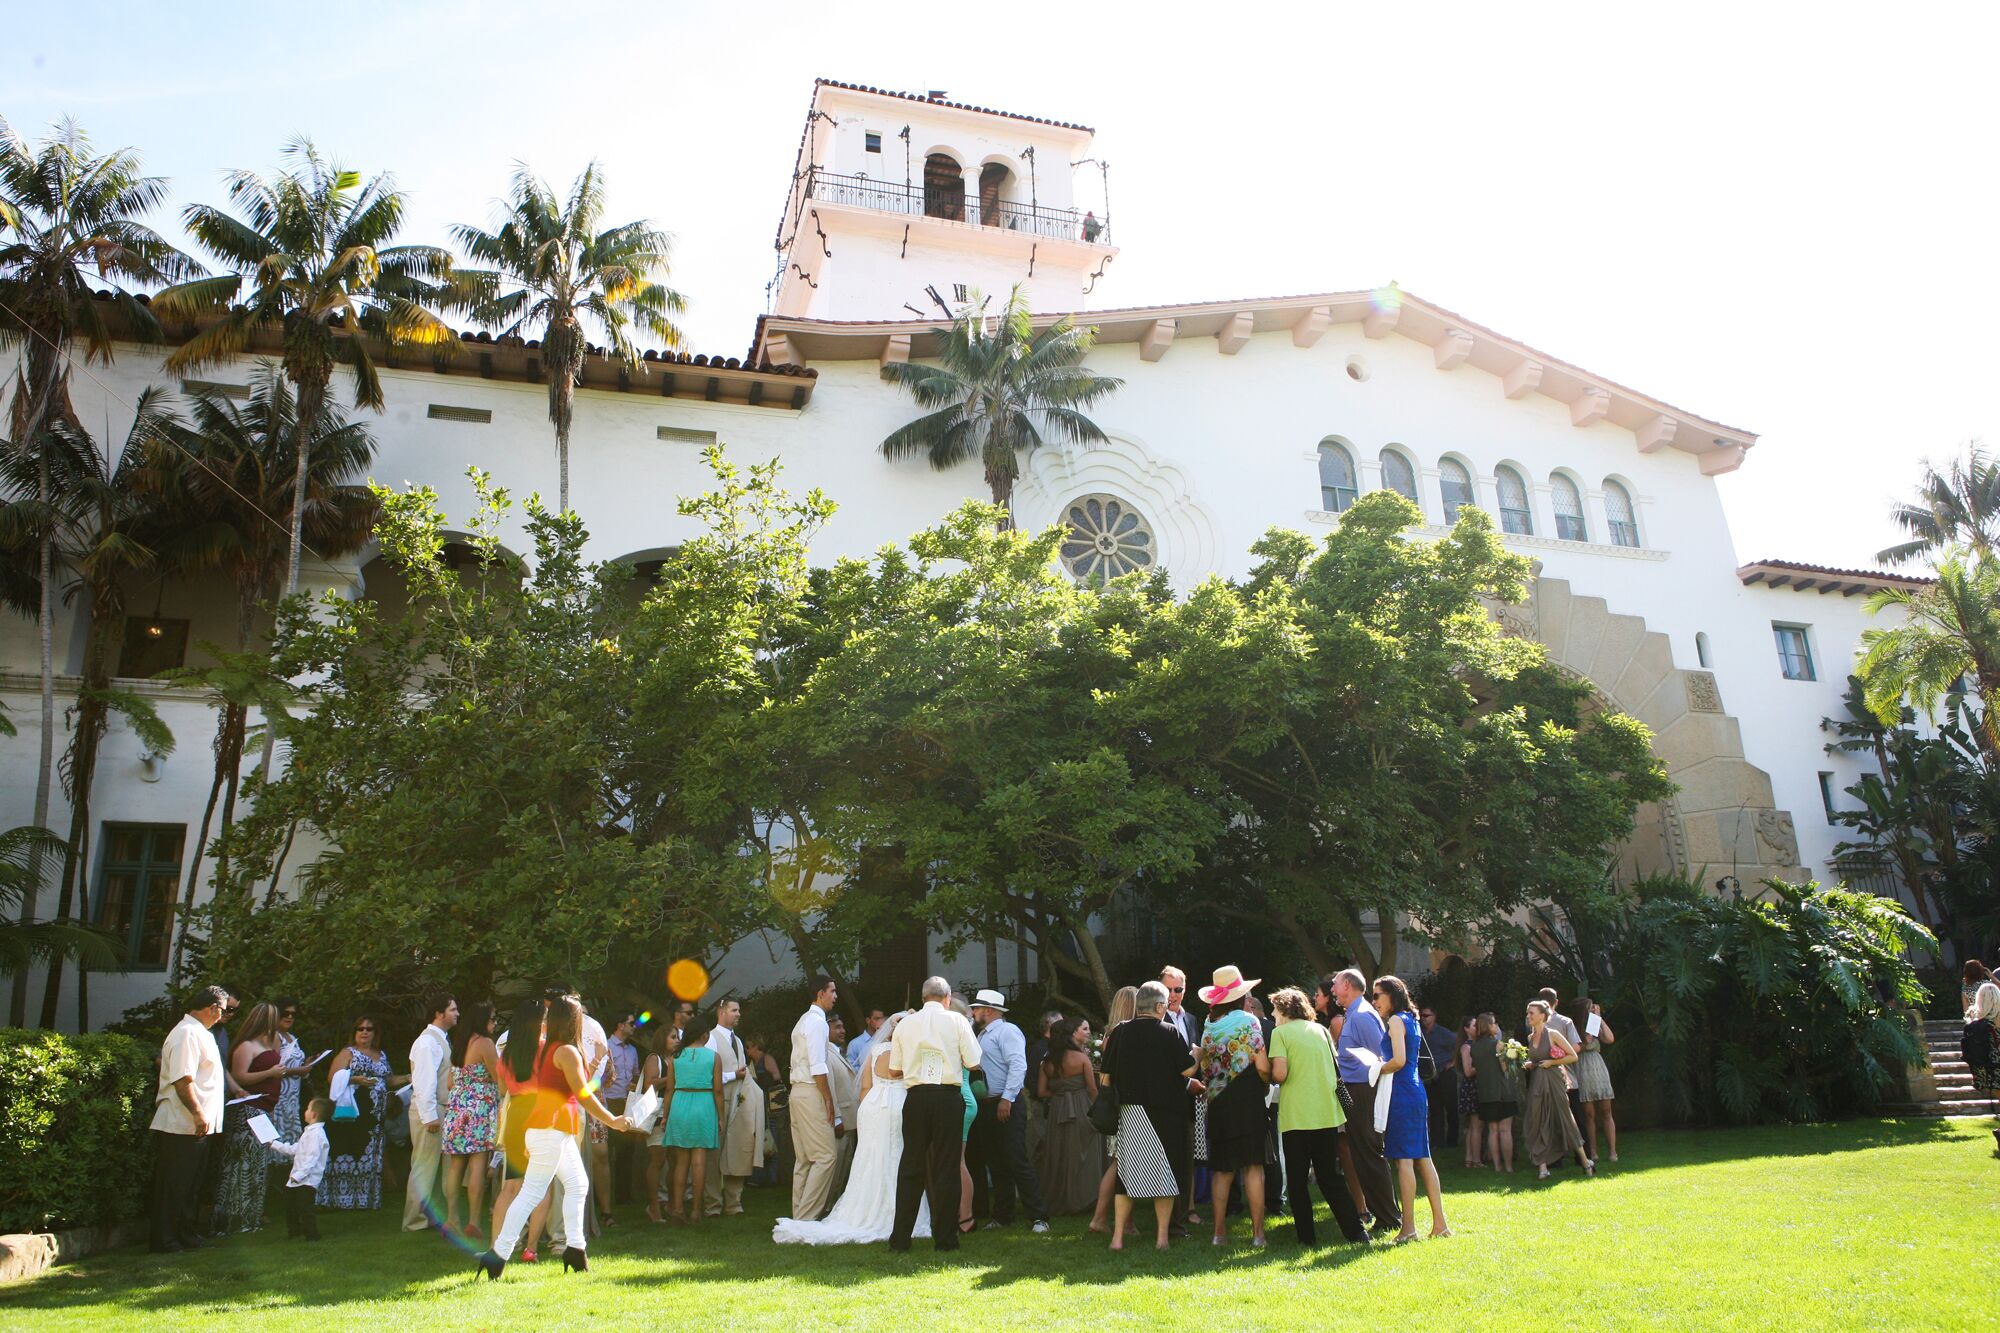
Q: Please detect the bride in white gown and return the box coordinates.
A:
[773,1010,931,1245]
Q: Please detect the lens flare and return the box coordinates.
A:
[666,959,710,1001]
[637,1009,654,1026]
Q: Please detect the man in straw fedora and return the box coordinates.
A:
[967,989,1050,1234]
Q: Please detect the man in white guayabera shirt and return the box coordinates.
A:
[888,976,984,1253]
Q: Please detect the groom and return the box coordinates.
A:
[889,976,984,1253]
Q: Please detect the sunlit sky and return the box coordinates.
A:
[8,2,1996,569]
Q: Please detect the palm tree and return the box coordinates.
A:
[154,139,454,600]
[3,392,183,1027]
[152,368,378,972]
[1858,555,2000,760]
[0,116,198,1025]
[1877,443,2000,566]
[449,162,684,513]
[879,285,1122,528]
[0,825,118,978]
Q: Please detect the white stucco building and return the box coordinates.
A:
[2,80,1930,1026]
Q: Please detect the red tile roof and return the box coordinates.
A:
[1737,559,1933,593]
[815,79,1093,133]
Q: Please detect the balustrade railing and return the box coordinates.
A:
[801,168,1110,244]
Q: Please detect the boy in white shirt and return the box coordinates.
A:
[269,1097,333,1240]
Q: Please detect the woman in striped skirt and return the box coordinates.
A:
[1099,981,1196,1251]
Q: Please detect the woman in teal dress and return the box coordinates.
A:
[662,1015,724,1225]
[952,996,978,1235]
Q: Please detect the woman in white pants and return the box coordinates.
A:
[477,994,629,1278]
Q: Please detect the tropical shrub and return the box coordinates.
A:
[0,1029,156,1232]
[1607,878,1931,1123]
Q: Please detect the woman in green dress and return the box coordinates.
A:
[661,1015,724,1225]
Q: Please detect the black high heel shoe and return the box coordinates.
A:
[561,1246,588,1274]
[474,1250,505,1281]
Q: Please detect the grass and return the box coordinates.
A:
[4,1119,1997,1330]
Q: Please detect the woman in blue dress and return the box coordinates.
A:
[661,1015,724,1225]
[1372,975,1452,1243]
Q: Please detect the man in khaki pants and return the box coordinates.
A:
[788,978,843,1220]
[402,992,457,1231]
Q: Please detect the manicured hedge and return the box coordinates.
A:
[0,1029,156,1234]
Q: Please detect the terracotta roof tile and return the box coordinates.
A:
[815,78,1093,133]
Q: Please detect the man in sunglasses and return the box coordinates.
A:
[150,985,233,1252]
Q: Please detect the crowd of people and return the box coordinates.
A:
[145,964,1623,1268]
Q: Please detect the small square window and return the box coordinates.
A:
[1773,624,1815,682]
[119,617,189,678]
[953,283,968,303]
[865,132,882,153]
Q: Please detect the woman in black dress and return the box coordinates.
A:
[1100,981,1196,1251]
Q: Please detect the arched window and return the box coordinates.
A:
[1318,439,1358,512]
[978,162,1011,227]
[1495,465,1533,535]
[1551,473,1588,542]
[923,153,964,221]
[1439,458,1475,523]
[1695,631,1712,668]
[1379,448,1418,503]
[1604,480,1640,547]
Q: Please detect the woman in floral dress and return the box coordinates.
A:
[442,1002,502,1236]
[1194,966,1271,1248]
[321,1014,397,1210]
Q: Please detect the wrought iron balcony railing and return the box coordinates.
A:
[802,167,1111,245]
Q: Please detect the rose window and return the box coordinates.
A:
[1059,494,1155,581]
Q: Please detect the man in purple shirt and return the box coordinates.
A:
[1332,968,1401,1234]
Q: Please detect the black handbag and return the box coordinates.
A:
[1088,1082,1120,1136]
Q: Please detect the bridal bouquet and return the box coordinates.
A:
[1498,1038,1535,1074]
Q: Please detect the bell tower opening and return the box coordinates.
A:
[923,152,965,221]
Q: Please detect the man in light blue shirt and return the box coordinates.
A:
[845,1008,885,1073]
[967,989,1048,1233]
[1332,968,1400,1234]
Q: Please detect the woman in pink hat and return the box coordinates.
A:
[1194,965,1272,1248]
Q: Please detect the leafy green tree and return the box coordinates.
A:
[450,163,684,514]
[155,140,455,600]
[0,116,197,1024]
[1825,678,2000,958]
[1878,443,2000,566]
[1858,554,2000,761]
[774,506,1302,1010]
[880,285,1122,526]
[1215,493,1672,977]
[198,466,777,1017]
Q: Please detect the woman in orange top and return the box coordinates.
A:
[478,993,630,1278]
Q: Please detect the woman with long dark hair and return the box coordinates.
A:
[486,997,554,1259]
[1036,1017,1103,1215]
[321,1013,394,1209]
[441,1001,501,1237]
[477,993,630,1278]
[213,1001,286,1233]
[1372,975,1451,1242]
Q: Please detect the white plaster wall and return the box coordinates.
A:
[801,219,1098,322]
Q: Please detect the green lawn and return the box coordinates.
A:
[6,1119,1997,1330]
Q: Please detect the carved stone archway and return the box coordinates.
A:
[1493,574,1806,886]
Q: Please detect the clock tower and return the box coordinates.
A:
[771,80,1117,322]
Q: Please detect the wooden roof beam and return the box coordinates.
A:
[1139,318,1176,363]
[1216,311,1253,355]
[1434,329,1474,370]
[1291,305,1331,348]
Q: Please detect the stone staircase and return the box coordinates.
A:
[1879,1019,2000,1118]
